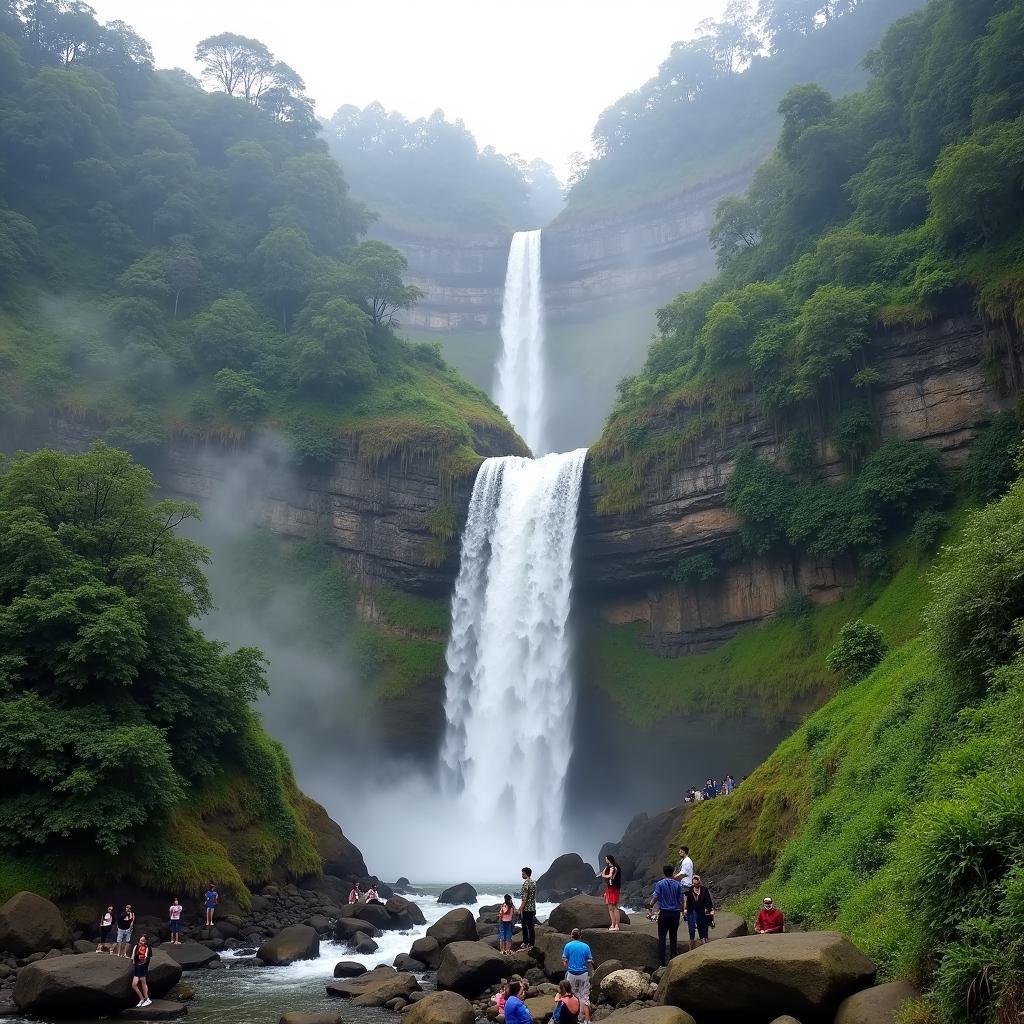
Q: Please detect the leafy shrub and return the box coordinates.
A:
[776,591,814,622]
[857,440,946,520]
[826,619,888,682]
[213,368,269,424]
[288,416,336,467]
[833,405,875,464]
[965,413,1021,500]
[910,510,948,554]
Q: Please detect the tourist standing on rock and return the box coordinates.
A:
[204,882,218,927]
[169,898,183,945]
[499,893,516,955]
[131,935,153,1008]
[95,905,114,953]
[115,904,135,958]
[561,928,594,1022]
[754,896,785,934]
[684,875,714,949]
[552,979,581,1024]
[504,980,534,1024]
[348,882,361,904]
[674,845,694,906]
[600,854,622,931]
[518,867,537,949]
[651,864,683,966]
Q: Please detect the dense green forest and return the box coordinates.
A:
[594,0,1024,565]
[562,0,926,218]
[324,103,563,236]
[0,1,523,477]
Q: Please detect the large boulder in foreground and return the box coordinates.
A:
[833,981,921,1024]
[403,990,475,1024]
[438,883,478,906]
[548,895,630,933]
[14,950,180,1015]
[351,972,420,1007]
[604,1008,696,1024]
[436,940,510,997]
[387,895,427,926]
[657,931,876,1022]
[0,891,66,956]
[536,854,599,900]
[161,940,220,970]
[602,969,653,1007]
[327,965,397,999]
[258,925,320,966]
[409,936,442,969]
[427,908,478,948]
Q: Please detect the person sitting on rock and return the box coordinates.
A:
[130,934,153,1008]
[754,896,785,934]
[494,978,509,1013]
[503,980,533,1024]
[561,928,594,1022]
[552,979,581,1024]
[365,883,381,904]
[684,874,714,949]
[348,882,361,904]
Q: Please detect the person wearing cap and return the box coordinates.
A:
[755,897,785,934]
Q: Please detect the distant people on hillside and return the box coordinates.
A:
[204,883,218,926]
[169,898,183,945]
[650,864,683,966]
[518,867,537,949]
[552,979,582,1024]
[503,980,533,1024]
[365,883,381,904]
[755,896,785,934]
[115,904,135,958]
[600,854,622,931]
[561,928,594,1022]
[95,905,114,953]
[674,845,694,904]
[499,894,516,955]
[685,874,715,949]
[348,882,361,904]
[130,935,152,1008]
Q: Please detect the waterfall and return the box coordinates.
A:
[494,229,547,455]
[441,448,588,857]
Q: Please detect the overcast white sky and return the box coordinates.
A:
[87,0,730,176]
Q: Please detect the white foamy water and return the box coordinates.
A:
[441,450,588,865]
[494,229,547,455]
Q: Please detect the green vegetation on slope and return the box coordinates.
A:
[594,0,1024,522]
[0,443,319,904]
[672,475,1024,1024]
[0,2,524,472]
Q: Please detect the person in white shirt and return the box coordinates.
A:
[674,845,694,899]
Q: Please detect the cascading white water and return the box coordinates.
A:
[441,448,588,857]
[494,229,547,455]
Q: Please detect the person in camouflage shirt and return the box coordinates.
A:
[518,866,537,948]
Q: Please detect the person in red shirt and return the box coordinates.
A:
[755,896,785,934]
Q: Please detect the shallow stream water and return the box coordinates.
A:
[9,887,558,1024]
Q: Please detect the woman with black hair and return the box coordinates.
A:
[600,854,622,931]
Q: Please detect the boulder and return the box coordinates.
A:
[279,1015,344,1024]
[833,981,920,1024]
[257,925,320,967]
[160,941,220,970]
[350,903,394,931]
[768,1018,803,1024]
[327,965,398,998]
[707,912,748,940]
[304,916,332,935]
[548,896,630,933]
[350,931,379,955]
[303,798,369,878]
[536,855,599,901]
[524,995,557,1023]
[438,883,478,906]
[351,972,421,1007]
[168,984,195,1002]
[602,970,652,1007]
[656,931,877,1022]
[75,939,97,954]
[409,936,442,969]
[583,929,658,972]
[394,954,421,971]
[427,908,478,948]
[603,1008,696,1024]
[403,990,476,1024]
[13,950,181,1016]
[593,959,625,996]
[436,940,510,996]
[0,892,66,956]
[335,917,382,942]
[119,1000,188,1020]
[387,896,427,926]
[334,961,368,978]
[396,877,411,888]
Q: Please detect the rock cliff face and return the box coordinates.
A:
[576,314,1012,653]
[374,171,747,330]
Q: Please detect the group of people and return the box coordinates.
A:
[92,884,220,1008]
[347,882,382,905]
[683,775,738,803]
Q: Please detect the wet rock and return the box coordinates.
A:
[257,926,320,967]
[335,918,382,942]
[387,896,427,926]
[403,990,476,1024]
[394,954,421,972]
[409,936,441,970]
[0,892,66,956]
[438,884,478,906]
[334,961,368,978]
[327,965,398,998]
[350,931,379,955]
[436,941,509,996]
[160,941,219,971]
[351,973,421,1007]
[548,896,630,933]
[426,909,478,948]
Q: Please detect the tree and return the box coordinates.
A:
[213,368,269,422]
[191,293,272,370]
[194,32,307,107]
[164,235,201,317]
[698,1,761,78]
[252,227,317,329]
[340,240,422,327]
[292,297,375,396]
[826,619,887,681]
[710,195,762,266]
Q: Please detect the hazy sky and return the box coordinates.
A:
[88,0,730,176]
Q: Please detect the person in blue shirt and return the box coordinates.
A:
[650,864,683,965]
[561,928,594,1021]
[503,980,534,1024]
